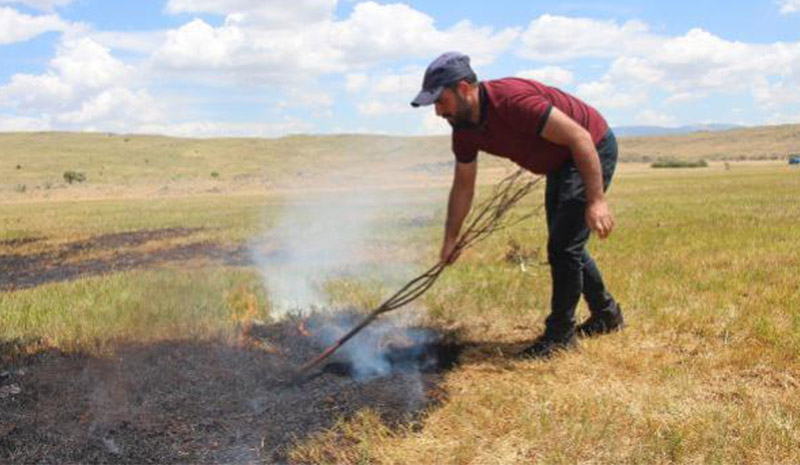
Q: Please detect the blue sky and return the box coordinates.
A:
[0,0,798,137]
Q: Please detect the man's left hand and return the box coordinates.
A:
[586,199,615,239]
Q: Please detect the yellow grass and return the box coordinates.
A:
[2,128,799,463]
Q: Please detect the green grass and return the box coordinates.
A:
[291,162,800,464]
[650,158,708,168]
[0,269,270,353]
[1,148,799,463]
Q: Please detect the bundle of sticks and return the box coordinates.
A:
[294,169,543,379]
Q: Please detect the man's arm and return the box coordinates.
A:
[441,160,477,263]
[540,107,615,239]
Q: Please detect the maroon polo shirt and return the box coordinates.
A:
[452,77,609,174]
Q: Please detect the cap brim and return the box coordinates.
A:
[410,87,443,107]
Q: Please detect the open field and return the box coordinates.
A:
[1,129,800,463]
[1,124,798,201]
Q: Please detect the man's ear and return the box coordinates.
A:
[456,80,471,96]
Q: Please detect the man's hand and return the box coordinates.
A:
[586,199,615,239]
[440,160,476,266]
[440,239,460,265]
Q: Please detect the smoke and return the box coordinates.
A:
[319,315,447,382]
[250,186,406,316]
[249,175,447,383]
[250,178,440,318]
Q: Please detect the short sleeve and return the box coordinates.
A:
[505,93,553,136]
[452,131,478,164]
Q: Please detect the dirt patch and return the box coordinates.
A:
[0,228,250,291]
[0,314,461,463]
[0,237,43,248]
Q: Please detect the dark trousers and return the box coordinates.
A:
[543,129,618,340]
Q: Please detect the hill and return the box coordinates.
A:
[1,124,798,199]
[612,124,741,137]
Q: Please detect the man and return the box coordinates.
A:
[411,52,624,358]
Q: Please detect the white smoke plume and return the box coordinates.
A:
[250,181,438,318]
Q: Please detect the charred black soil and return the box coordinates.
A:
[0,314,462,463]
[0,228,250,291]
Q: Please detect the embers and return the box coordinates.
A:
[322,336,462,379]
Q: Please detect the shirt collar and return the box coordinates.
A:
[478,82,489,129]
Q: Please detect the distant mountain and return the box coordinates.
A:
[612,124,742,138]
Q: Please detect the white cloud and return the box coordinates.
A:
[57,88,161,125]
[778,0,800,14]
[636,109,677,127]
[346,67,422,116]
[165,0,337,26]
[88,30,167,55]
[0,37,162,131]
[0,114,50,131]
[371,69,421,95]
[664,92,704,105]
[280,87,334,109]
[330,2,519,66]
[515,66,574,87]
[0,0,73,11]
[155,18,246,69]
[345,73,368,93]
[356,100,410,116]
[0,6,67,44]
[138,119,311,138]
[153,2,518,83]
[522,16,800,120]
[575,80,648,109]
[518,15,660,61]
[51,37,133,89]
[421,111,449,135]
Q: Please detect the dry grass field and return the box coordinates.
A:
[1,126,799,463]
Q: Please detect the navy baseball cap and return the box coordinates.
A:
[410,52,474,107]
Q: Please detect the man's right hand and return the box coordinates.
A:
[441,160,477,266]
[440,239,460,265]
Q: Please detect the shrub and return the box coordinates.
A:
[14,184,26,193]
[651,159,708,169]
[63,170,87,184]
[211,171,220,179]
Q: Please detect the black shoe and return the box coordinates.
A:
[517,334,577,360]
[576,305,624,338]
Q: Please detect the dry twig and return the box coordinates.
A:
[294,169,543,378]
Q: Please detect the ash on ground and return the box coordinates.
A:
[0,313,461,463]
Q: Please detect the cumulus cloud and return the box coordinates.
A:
[153,2,518,83]
[138,119,311,138]
[523,16,800,119]
[575,80,648,109]
[778,0,800,14]
[0,0,73,11]
[518,15,660,62]
[421,111,449,135]
[516,66,574,87]
[636,109,677,127]
[88,30,167,55]
[0,37,163,131]
[0,114,50,131]
[345,67,422,117]
[165,0,337,26]
[345,73,368,93]
[0,6,68,44]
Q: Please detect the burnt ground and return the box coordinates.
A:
[0,314,464,464]
[0,228,251,291]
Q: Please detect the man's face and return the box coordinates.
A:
[435,85,474,130]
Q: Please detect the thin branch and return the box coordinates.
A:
[293,170,543,379]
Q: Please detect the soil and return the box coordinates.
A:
[0,314,462,463]
[0,228,251,291]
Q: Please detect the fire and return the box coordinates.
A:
[297,320,312,337]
